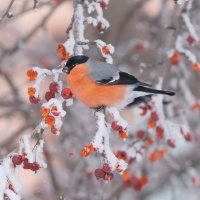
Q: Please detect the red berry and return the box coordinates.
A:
[187,35,195,45]
[95,169,105,179]
[130,177,140,185]
[184,133,192,141]
[61,88,72,99]
[12,155,23,166]
[51,126,58,134]
[135,43,145,52]
[103,173,114,181]
[156,126,164,139]
[8,184,15,192]
[136,130,145,139]
[167,139,175,148]
[29,96,40,104]
[96,22,103,31]
[23,161,32,169]
[134,182,142,191]
[99,1,107,9]
[31,162,40,172]
[49,82,59,93]
[102,163,111,173]
[170,52,180,65]
[151,112,159,121]
[45,91,55,101]
[111,121,122,131]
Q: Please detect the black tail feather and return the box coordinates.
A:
[127,95,153,107]
[134,86,175,96]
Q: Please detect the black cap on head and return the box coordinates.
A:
[64,55,89,73]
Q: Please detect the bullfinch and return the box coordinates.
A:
[63,55,175,109]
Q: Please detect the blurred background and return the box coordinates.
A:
[1,0,200,199]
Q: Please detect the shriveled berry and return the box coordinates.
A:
[45,91,55,101]
[102,163,111,173]
[61,88,72,99]
[49,82,59,93]
[111,121,122,131]
[95,169,105,179]
[29,96,40,104]
[12,155,23,166]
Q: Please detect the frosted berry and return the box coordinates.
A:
[29,96,40,104]
[61,88,72,99]
[119,130,128,138]
[102,46,110,55]
[102,163,111,173]
[99,1,107,9]
[45,91,55,101]
[95,169,105,179]
[111,121,122,131]
[96,22,103,31]
[49,82,59,93]
[12,155,23,166]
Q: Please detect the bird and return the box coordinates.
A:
[63,55,175,110]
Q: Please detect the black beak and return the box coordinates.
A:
[62,66,69,74]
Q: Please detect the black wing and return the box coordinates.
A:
[96,71,151,87]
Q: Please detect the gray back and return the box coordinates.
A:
[86,58,119,82]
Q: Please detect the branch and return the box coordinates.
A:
[0,0,15,23]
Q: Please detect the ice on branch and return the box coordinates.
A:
[92,111,127,172]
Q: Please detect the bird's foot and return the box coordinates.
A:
[94,106,106,114]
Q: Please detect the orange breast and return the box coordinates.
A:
[67,63,126,108]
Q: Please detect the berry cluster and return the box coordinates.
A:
[94,164,114,181]
[80,144,96,157]
[56,44,69,61]
[111,121,128,139]
[122,171,148,191]
[12,154,40,173]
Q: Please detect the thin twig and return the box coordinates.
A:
[0,0,15,23]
